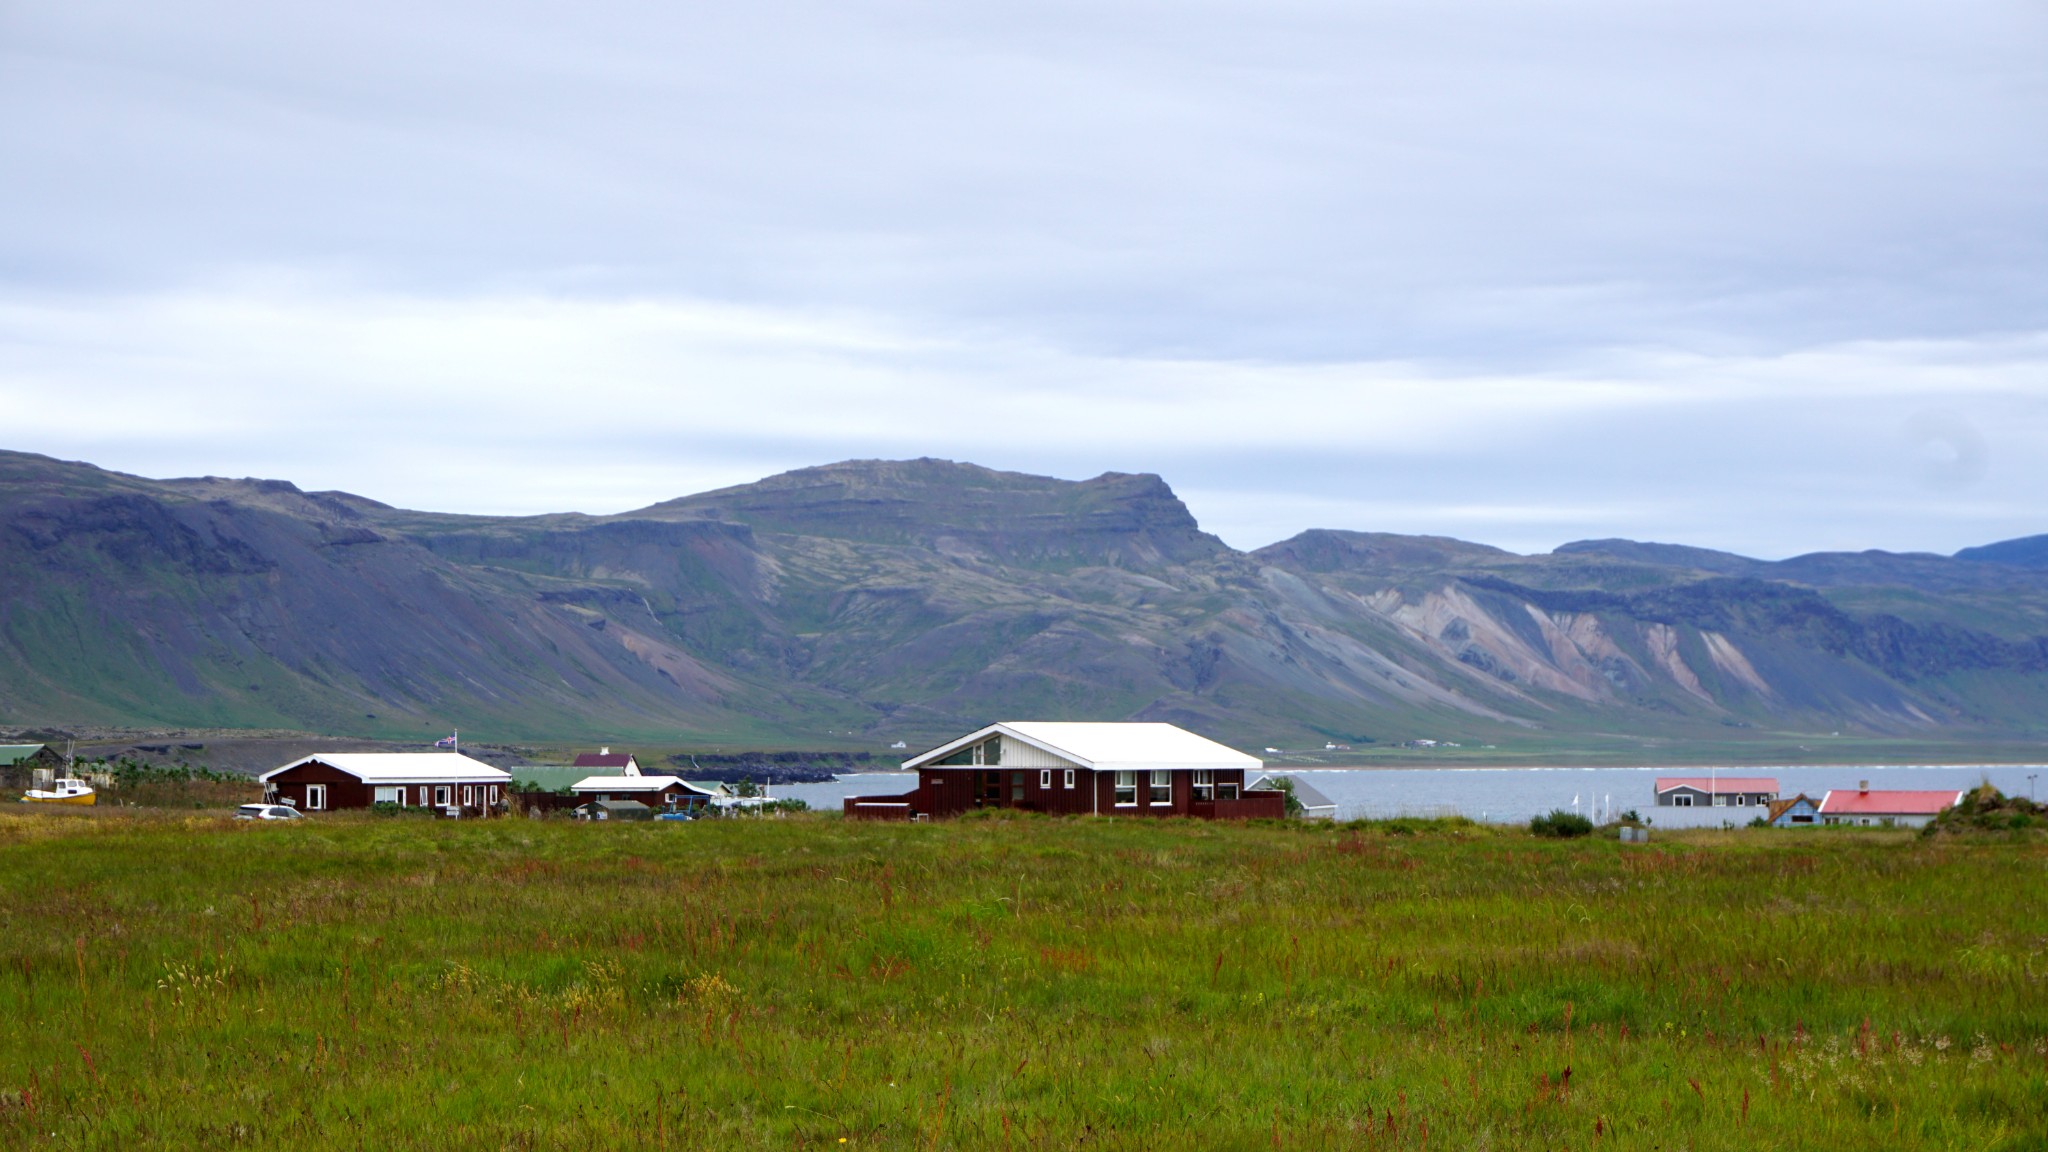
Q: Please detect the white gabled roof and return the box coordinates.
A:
[571,774,713,794]
[260,752,511,784]
[904,721,1262,772]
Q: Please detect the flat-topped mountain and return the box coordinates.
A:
[7,448,2048,753]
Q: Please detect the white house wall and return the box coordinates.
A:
[999,736,1079,770]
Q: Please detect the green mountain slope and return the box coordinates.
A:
[7,449,2048,753]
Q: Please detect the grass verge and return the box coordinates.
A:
[2,809,2043,1149]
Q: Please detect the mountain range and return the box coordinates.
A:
[8,448,2048,759]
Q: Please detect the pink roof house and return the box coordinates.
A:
[1817,782,1963,827]
[1653,776,1778,809]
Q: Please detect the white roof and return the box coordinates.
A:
[260,752,511,784]
[905,721,1262,772]
[571,775,702,793]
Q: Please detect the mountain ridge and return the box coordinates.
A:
[7,448,2048,752]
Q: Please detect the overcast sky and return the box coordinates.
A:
[3,0,2045,556]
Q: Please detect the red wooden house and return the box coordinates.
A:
[845,721,1283,820]
[260,752,513,817]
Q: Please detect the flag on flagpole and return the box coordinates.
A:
[435,733,457,749]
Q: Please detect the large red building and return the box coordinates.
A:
[261,752,513,817]
[846,721,1284,820]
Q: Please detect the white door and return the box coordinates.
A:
[306,784,327,811]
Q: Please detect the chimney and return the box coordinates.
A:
[602,746,610,755]
[1859,780,1869,794]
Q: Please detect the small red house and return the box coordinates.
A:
[260,752,513,817]
[570,774,721,812]
[845,721,1282,820]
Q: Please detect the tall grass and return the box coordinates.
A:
[1,809,2042,1148]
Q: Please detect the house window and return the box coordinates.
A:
[1673,794,1693,807]
[305,784,327,811]
[374,786,400,804]
[1011,772,1025,802]
[488,785,499,804]
[1192,770,1214,801]
[935,738,1001,767]
[1040,769,1052,789]
[462,785,474,806]
[1114,771,1137,806]
[1064,768,1075,789]
[1712,794,1727,807]
[1736,794,1748,806]
[1150,770,1172,805]
[435,786,451,806]
[982,771,1002,801]
[1217,778,1238,801]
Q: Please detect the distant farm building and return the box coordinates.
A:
[1654,777,1778,809]
[1767,794,1822,827]
[260,753,512,817]
[1817,783,1963,828]
[574,799,654,821]
[573,748,645,775]
[845,722,1282,820]
[1250,774,1339,819]
[0,744,65,789]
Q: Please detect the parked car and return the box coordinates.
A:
[235,804,303,821]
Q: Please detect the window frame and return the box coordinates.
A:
[373,786,399,805]
[305,783,327,811]
[1064,768,1075,789]
[435,785,451,807]
[1114,770,1137,806]
[1192,769,1214,801]
[1149,770,1172,805]
[1040,769,1052,789]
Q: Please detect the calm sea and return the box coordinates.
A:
[775,765,2048,827]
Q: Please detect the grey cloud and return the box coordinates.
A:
[2,1,2045,556]
[5,0,2044,358]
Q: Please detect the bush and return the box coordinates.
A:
[1922,784,2043,837]
[1262,776,1306,817]
[1529,809,1594,838]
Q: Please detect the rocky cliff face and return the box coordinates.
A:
[7,448,2048,749]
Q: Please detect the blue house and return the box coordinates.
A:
[1767,794,1821,827]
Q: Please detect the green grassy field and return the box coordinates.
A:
[2,810,2043,1150]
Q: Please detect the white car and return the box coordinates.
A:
[235,804,303,821]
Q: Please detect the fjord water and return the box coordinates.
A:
[783,765,2048,826]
